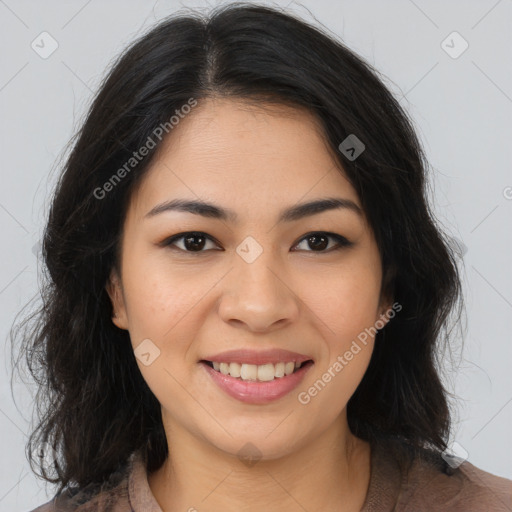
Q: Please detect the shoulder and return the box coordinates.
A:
[396,441,512,510]
[26,454,136,512]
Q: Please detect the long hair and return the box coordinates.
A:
[10,2,463,493]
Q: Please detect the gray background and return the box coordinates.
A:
[1,0,511,510]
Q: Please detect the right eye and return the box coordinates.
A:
[161,231,222,254]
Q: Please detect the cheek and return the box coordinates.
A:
[301,260,382,339]
[123,268,200,407]
[297,288,378,419]
[121,252,206,336]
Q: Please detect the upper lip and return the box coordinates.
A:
[201,349,313,365]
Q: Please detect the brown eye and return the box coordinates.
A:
[161,230,353,255]
[162,232,221,253]
[293,232,353,253]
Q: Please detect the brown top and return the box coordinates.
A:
[29,438,512,511]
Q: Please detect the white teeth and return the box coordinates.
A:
[229,362,241,378]
[285,362,295,376]
[240,364,258,380]
[209,360,308,381]
[257,364,275,381]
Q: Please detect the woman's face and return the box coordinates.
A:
[107,97,391,461]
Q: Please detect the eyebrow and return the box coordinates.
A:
[144,197,363,223]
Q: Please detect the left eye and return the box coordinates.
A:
[161,231,353,253]
[293,232,353,252]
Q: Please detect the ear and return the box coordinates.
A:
[376,293,395,329]
[105,268,129,330]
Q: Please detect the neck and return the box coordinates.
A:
[148,412,372,512]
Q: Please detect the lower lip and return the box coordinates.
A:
[200,361,314,404]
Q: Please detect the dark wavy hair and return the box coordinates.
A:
[10,1,464,494]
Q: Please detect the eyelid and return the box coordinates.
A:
[293,231,353,251]
[160,231,353,253]
[159,231,222,251]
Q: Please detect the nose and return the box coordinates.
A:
[217,251,300,333]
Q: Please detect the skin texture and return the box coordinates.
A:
[107,97,393,512]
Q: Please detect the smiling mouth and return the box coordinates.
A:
[200,359,314,382]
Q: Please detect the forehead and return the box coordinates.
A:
[129,97,361,219]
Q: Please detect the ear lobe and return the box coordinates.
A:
[106,268,128,330]
[376,296,395,328]
[377,310,391,328]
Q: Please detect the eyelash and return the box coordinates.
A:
[160,231,353,255]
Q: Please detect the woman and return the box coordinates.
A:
[13,2,511,511]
